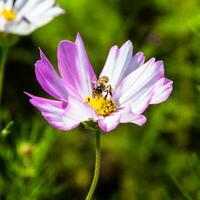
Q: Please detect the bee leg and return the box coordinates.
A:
[103,86,112,99]
[105,85,112,97]
[103,89,108,99]
[109,88,112,96]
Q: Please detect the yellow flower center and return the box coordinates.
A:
[85,95,117,116]
[0,9,16,21]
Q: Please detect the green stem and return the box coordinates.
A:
[85,131,101,200]
[0,46,9,104]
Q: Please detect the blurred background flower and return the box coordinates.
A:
[0,0,64,107]
[0,0,200,199]
[0,0,64,35]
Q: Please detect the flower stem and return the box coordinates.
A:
[0,46,9,105]
[85,131,101,200]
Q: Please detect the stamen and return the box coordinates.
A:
[85,95,117,116]
[0,9,16,21]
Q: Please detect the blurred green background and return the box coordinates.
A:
[1,0,200,199]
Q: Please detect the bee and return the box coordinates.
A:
[92,76,112,99]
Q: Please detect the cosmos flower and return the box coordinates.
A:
[26,33,173,132]
[0,0,64,35]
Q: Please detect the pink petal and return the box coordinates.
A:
[98,108,147,132]
[25,92,74,130]
[150,78,173,104]
[119,110,147,126]
[100,41,133,90]
[35,50,68,101]
[57,33,97,98]
[26,93,97,131]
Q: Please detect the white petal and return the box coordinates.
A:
[4,20,33,35]
[5,0,14,10]
[100,41,133,90]
[4,5,63,36]
[0,16,6,31]
[0,1,5,10]
[114,59,164,106]
[14,0,29,11]
[63,98,98,126]
[123,52,145,78]
[25,0,57,18]
[150,78,173,104]
[27,6,64,26]
[41,6,64,17]
[16,0,41,16]
[130,88,154,114]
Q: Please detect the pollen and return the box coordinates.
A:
[85,95,117,116]
[0,9,16,21]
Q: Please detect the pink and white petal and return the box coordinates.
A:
[100,41,133,90]
[99,45,118,81]
[114,59,163,106]
[98,108,147,132]
[63,98,98,127]
[35,50,68,101]
[25,93,74,130]
[57,33,97,98]
[150,78,173,104]
[119,111,147,126]
[130,88,155,114]
[123,52,145,78]
[98,113,120,132]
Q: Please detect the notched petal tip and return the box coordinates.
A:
[134,115,147,126]
[98,119,119,132]
[135,52,145,62]
[155,60,164,76]
[150,78,173,104]
[148,57,156,64]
